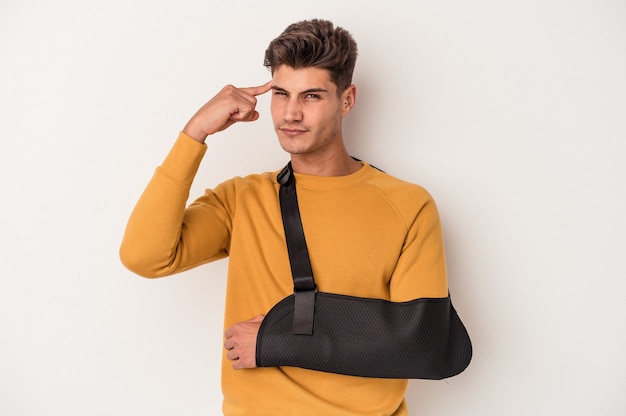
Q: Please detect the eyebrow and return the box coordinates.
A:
[271,86,330,95]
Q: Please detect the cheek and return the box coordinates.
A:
[320,106,342,126]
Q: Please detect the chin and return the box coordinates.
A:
[278,138,309,155]
[280,145,308,155]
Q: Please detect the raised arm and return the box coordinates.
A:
[119,82,272,277]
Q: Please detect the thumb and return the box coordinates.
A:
[250,314,265,323]
[229,110,259,122]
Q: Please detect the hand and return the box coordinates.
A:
[224,314,265,370]
[183,81,272,143]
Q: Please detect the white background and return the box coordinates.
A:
[2,0,625,415]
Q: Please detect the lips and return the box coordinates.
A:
[279,126,308,136]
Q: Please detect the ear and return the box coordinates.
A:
[340,85,357,116]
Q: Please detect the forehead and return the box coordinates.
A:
[272,65,336,94]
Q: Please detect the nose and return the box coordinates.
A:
[284,98,303,123]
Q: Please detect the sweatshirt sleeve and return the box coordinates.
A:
[119,132,230,278]
[389,194,449,301]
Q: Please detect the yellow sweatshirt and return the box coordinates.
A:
[120,132,448,415]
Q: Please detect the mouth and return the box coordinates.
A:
[278,126,308,137]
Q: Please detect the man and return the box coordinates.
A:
[120,19,448,415]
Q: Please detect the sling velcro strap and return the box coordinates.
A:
[277,164,316,335]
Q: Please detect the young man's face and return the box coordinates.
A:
[270,65,354,157]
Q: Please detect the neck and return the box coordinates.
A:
[290,149,362,177]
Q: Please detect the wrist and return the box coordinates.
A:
[182,123,208,144]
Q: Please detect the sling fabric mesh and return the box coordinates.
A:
[256,292,472,379]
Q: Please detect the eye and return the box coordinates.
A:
[305,93,321,100]
[273,90,288,97]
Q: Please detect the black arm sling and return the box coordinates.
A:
[255,162,472,379]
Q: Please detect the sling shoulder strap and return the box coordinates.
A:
[277,163,316,335]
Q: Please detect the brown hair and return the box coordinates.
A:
[264,19,358,95]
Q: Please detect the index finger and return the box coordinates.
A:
[241,80,272,97]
